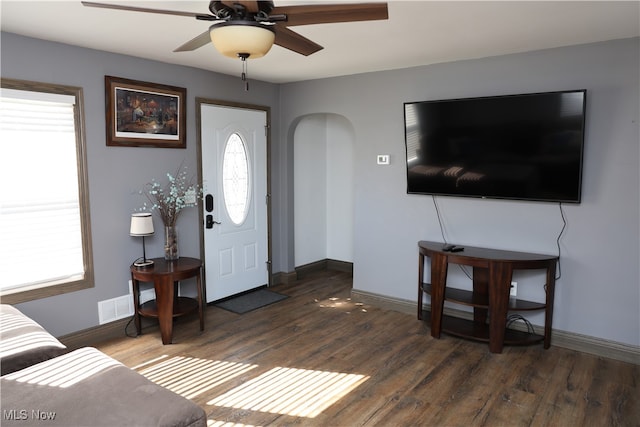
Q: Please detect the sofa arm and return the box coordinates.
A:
[1,347,207,426]
[0,304,67,375]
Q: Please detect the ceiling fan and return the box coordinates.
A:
[81,1,388,59]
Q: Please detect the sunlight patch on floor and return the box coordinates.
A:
[137,356,258,399]
[207,421,257,427]
[207,367,369,418]
[315,296,367,313]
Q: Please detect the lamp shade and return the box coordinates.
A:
[209,21,276,59]
[130,213,154,236]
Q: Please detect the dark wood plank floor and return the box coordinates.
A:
[96,270,640,426]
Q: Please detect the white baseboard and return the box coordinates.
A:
[351,288,640,365]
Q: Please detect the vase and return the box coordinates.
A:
[164,225,179,261]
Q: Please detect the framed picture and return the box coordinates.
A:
[105,76,186,148]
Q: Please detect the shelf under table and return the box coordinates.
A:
[139,297,198,318]
[420,309,544,345]
[421,283,545,311]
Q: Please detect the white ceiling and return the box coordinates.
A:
[1,1,639,84]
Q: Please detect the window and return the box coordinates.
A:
[222,132,250,225]
[0,78,93,304]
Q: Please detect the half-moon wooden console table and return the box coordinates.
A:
[417,241,558,353]
[130,257,204,345]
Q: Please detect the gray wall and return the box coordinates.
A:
[279,38,639,347]
[2,32,639,348]
[1,32,282,336]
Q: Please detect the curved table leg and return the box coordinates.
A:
[131,275,141,336]
[154,276,174,345]
[488,261,513,354]
[544,262,557,349]
[196,271,204,331]
[430,253,449,338]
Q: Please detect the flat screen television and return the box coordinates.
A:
[404,90,586,203]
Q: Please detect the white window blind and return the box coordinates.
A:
[0,90,85,292]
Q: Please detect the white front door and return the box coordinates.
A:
[200,103,269,302]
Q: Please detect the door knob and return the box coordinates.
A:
[206,215,221,229]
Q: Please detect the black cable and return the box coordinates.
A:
[124,315,138,338]
[432,195,447,243]
[506,314,535,334]
[555,202,567,280]
[432,196,472,280]
[458,264,472,280]
[431,197,565,285]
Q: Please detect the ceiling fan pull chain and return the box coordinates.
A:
[240,53,249,91]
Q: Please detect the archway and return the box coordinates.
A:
[293,113,355,269]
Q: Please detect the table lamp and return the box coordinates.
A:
[130,213,154,267]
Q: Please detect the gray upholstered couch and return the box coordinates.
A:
[0,304,206,426]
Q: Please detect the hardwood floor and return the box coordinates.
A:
[95,270,639,426]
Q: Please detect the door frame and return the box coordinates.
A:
[195,97,272,302]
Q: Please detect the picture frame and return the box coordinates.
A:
[105,76,186,148]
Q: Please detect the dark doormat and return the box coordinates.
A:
[214,288,288,314]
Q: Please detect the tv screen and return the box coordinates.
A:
[404,90,586,203]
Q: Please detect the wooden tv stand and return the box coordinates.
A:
[417,240,558,353]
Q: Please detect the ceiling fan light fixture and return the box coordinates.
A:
[209,21,276,59]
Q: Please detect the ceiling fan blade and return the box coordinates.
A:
[174,30,212,52]
[81,1,211,19]
[274,25,323,56]
[271,2,388,27]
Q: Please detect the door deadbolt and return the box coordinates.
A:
[205,194,214,212]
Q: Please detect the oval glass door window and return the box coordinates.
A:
[222,133,250,225]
